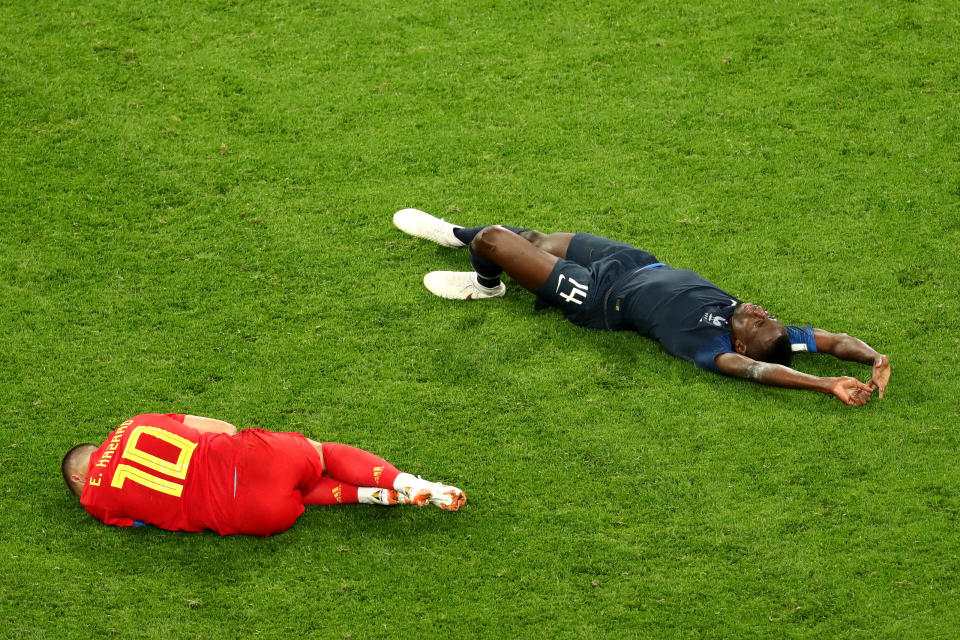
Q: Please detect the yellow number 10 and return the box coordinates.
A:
[110,426,197,498]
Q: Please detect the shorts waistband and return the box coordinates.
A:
[636,262,665,272]
[601,263,665,330]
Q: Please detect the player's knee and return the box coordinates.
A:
[471,225,511,255]
[518,229,546,246]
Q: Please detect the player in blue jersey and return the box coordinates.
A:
[393,209,890,407]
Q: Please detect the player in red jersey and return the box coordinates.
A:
[61,413,465,537]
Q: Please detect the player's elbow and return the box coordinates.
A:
[210,421,238,436]
[745,362,771,382]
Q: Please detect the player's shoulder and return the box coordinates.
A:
[693,333,735,373]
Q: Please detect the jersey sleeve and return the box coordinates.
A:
[693,334,735,375]
[81,500,136,528]
[787,325,818,353]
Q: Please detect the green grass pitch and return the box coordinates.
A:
[2,0,959,637]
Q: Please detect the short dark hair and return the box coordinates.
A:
[758,333,793,367]
[61,443,96,495]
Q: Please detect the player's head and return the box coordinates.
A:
[730,302,793,367]
[61,443,97,498]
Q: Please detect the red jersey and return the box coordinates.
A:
[80,414,324,536]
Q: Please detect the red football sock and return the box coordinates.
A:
[302,476,359,505]
[321,443,401,489]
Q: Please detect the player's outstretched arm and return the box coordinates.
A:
[813,329,890,398]
[183,415,239,435]
[714,352,874,406]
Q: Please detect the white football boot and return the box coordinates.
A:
[425,482,467,511]
[396,476,467,511]
[393,208,466,248]
[423,271,506,300]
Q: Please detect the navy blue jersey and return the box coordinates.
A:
[610,267,738,366]
[535,233,818,374]
[610,266,816,373]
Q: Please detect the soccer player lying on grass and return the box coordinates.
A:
[394,208,890,407]
[62,413,465,537]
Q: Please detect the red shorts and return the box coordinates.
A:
[226,429,324,536]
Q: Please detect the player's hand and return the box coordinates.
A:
[847,386,873,407]
[867,355,890,398]
[830,376,874,406]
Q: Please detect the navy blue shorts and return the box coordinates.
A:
[534,233,660,329]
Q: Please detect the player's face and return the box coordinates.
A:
[730,302,786,358]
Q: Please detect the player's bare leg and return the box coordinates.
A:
[393,208,574,259]
[517,230,576,260]
[394,207,575,301]
[470,225,559,291]
[424,225,562,299]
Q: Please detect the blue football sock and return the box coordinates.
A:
[471,252,502,288]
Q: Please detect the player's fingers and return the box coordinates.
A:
[838,378,872,405]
